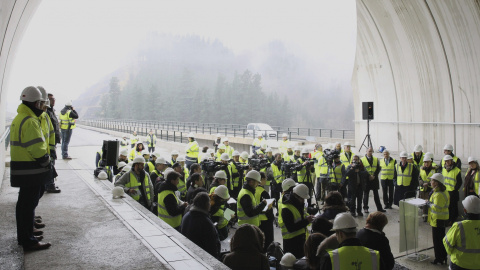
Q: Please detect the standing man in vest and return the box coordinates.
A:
[441,144,462,170]
[252,134,264,154]
[418,152,437,200]
[130,131,139,148]
[340,142,355,166]
[44,90,61,193]
[279,133,290,157]
[115,156,154,210]
[222,137,235,158]
[11,86,52,250]
[393,151,419,206]
[379,150,396,209]
[146,130,156,154]
[319,213,382,270]
[157,171,188,230]
[185,133,199,170]
[411,144,424,170]
[330,154,346,198]
[270,153,285,209]
[280,184,314,258]
[361,147,385,213]
[444,195,480,269]
[296,148,315,205]
[316,147,329,205]
[441,155,463,225]
[59,101,78,159]
[237,170,269,226]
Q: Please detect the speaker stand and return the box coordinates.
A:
[359,119,373,152]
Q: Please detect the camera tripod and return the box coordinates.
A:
[359,119,373,151]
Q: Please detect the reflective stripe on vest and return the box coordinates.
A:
[419,167,435,191]
[361,156,378,176]
[125,172,151,201]
[396,163,413,186]
[255,186,268,221]
[213,208,228,229]
[279,203,307,239]
[237,188,259,226]
[271,164,285,184]
[329,246,380,270]
[379,158,395,180]
[157,190,182,228]
[428,189,449,227]
[444,220,480,269]
[442,167,461,191]
[59,110,76,129]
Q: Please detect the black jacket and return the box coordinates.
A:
[186,186,207,204]
[357,228,394,270]
[158,181,186,218]
[181,206,220,259]
[60,106,78,119]
[239,183,266,218]
[46,107,60,144]
[343,164,369,192]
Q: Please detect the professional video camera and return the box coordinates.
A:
[300,157,317,167]
[249,158,271,171]
[323,149,340,168]
[232,161,250,173]
[280,162,299,178]
[200,160,225,173]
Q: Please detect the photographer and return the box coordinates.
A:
[316,152,330,205]
[342,155,368,217]
[296,148,316,206]
[361,147,385,214]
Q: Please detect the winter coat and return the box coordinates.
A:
[357,228,395,270]
[342,164,368,193]
[319,205,348,221]
[181,206,220,259]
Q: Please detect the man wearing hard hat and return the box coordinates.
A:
[411,144,424,169]
[150,157,169,183]
[393,151,419,206]
[279,133,290,157]
[319,213,382,270]
[464,157,479,197]
[252,134,264,154]
[279,183,315,259]
[185,133,199,170]
[129,131,139,149]
[441,144,462,169]
[213,133,222,152]
[115,156,154,210]
[339,142,355,166]
[441,154,463,225]
[59,100,78,159]
[222,137,235,158]
[444,195,480,269]
[237,170,269,227]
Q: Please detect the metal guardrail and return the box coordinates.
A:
[1,126,10,150]
[77,119,355,141]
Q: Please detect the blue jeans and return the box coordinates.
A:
[61,129,72,157]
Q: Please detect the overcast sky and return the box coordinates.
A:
[7,0,356,113]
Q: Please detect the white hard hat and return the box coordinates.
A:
[293,184,310,199]
[282,133,288,138]
[112,186,125,198]
[187,132,195,138]
[221,137,229,143]
[20,86,42,102]
[118,161,127,168]
[177,156,186,162]
[294,146,302,152]
[232,150,240,157]
[287,143,294,149]
[462,195,480,214]
[98,171,108,180]
[443,155,453,161]
[214,170,227,179]
[443,144,454,151]
[120,148,129,156]
[214,185,230,200]
[142,150,150,156]
[399,151,408,158]
[424,152,434,161]
[155,157,168,165]
[218,144,226,150]
[151,151,161,157]
[171,150,179,156]
[413,144,423,152]
[282,178,296,192]
[207,149,215,155]
[245,170,261,183]
[301,148,309,154]
[163,167,174,178]
[428,173,445,185]
[133,156,145,164]
[266,148,273,153]
[258,134,263,137]
[407,155,413,160]
[344,142,351,146]
[331,213,358,232]
[216,133,222,138]
[220,153,230,161]
[468,157,478,163]
[65,100,72,106]
[280,253,296,267]
[37,86,48,102]
[240,152,249,160]
[128,161,133,166]
[122,165,131,172]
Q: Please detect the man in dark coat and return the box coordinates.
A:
[361,147,386,213]
[44,91,61,193]
[342,155,368,217]
[181,192,220,259]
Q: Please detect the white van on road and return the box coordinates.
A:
[246,123,277,139]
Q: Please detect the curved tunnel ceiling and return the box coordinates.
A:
[353,0,480,157]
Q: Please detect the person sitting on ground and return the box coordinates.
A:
[181,192,220,259]
[357,211,395,270]
[223,224,270,270]
[318,191,349,221]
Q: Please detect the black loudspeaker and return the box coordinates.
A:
[102,140,119,166]
[362,102,374,120]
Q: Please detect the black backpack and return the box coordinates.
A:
[266,241,284,269]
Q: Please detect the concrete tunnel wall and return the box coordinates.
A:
[353,0,480,158]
